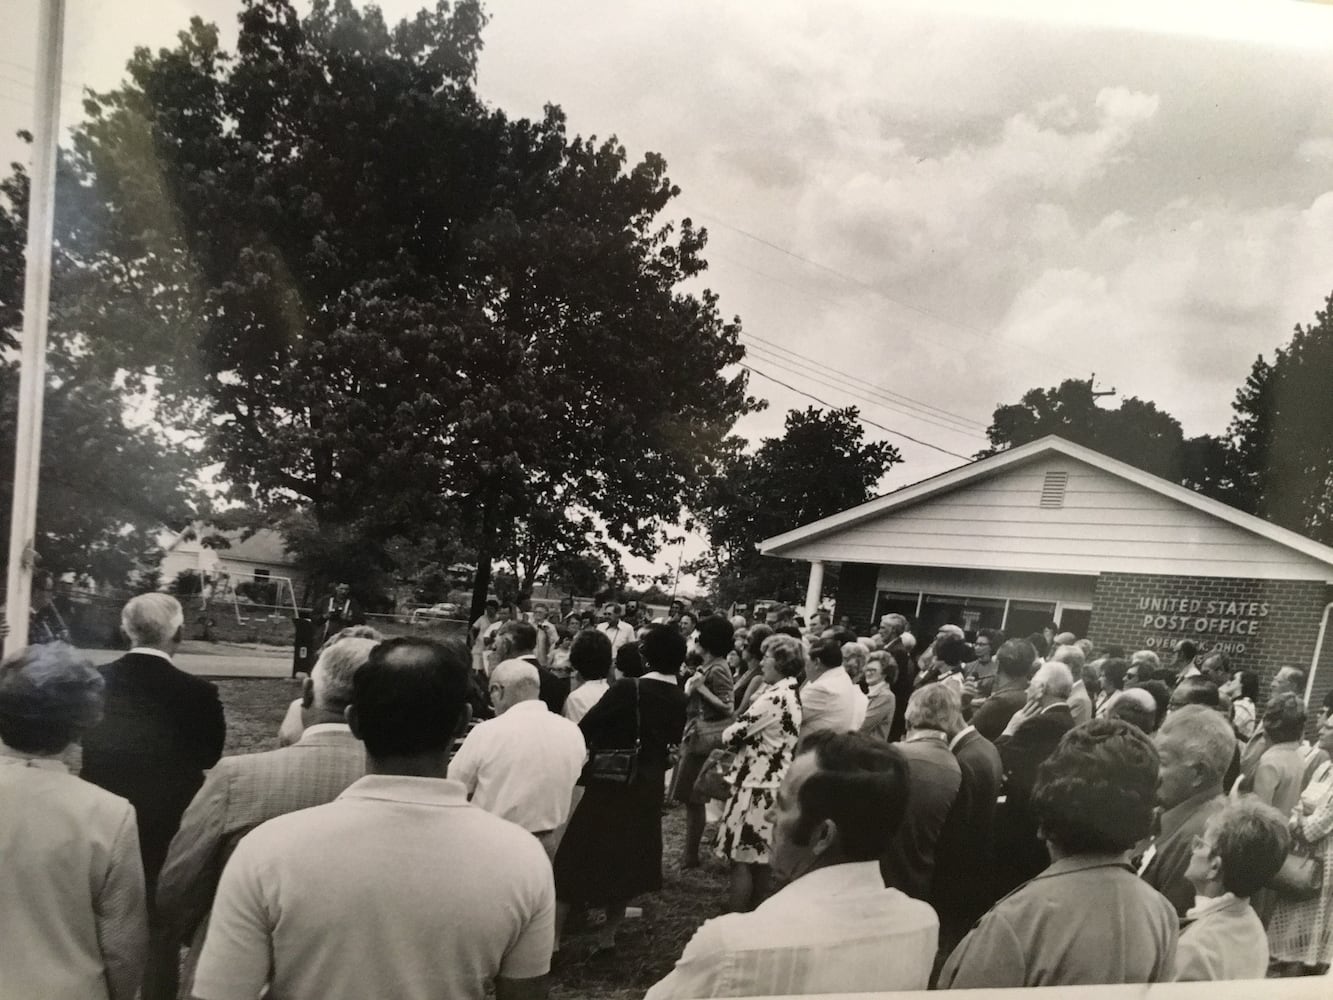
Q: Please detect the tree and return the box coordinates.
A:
[691,407,900,608]
[546,550,610,598]
[62,0,754,619]
[0,164,199,585]
[1228,292,1333,544]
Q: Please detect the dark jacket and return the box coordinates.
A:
[80,652,226,897]
[971,677,1028,742]
[933,727,1004,935]
[991,705,1077,897]
[880,734,962,900]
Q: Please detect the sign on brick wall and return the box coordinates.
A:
[1136,596,1270,656]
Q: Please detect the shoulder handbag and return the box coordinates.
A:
[583,679,641,786]
[692,747,737,801]
[1271,840,1324,900]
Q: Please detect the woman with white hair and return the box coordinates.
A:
[0,644,148,999]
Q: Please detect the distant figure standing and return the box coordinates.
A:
[315,582,364,644]
[28,570,71,644]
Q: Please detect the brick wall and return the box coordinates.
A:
[1088,572,1329,695]
[833,563,881,634]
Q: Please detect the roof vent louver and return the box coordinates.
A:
[1040,471,1068,508]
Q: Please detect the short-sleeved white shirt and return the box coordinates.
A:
[448,700,587,833]
[193,775,554,1000]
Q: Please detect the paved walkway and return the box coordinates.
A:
[83,644,293,678]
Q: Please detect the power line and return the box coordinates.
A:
[741,331,988,431]
[742,345,988,441]
[696,209,1049,366]
[741,362,974,461]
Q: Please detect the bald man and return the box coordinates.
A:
[448,659,587,856]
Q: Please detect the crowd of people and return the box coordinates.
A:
[3,590,1332,999]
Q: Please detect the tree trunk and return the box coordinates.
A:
[469,502,496,623]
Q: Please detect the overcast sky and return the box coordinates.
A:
[5,1,1333,590]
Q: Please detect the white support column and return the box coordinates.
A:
[803,560,825,624]
[5,0,66,656]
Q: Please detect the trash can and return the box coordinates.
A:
[292,616,317,677]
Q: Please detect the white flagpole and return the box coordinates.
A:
[5,0,68,656]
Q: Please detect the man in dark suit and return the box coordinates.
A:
[990,660,1077,898]
[494,619,568,714]
[81,593,226,999]
[971,639,1036,741]
[314,582,365,644]
[81,593,226,898]
[933,716,1004,954]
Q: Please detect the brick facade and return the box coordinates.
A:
[833,563,880,633]
[1089,572,1329,692]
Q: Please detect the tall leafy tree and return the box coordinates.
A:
[691,407,900,608]
[53,0,753,614]
[0,162,199,584]
[1227,292,1333,544]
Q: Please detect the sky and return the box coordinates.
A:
[5,0,1333,592]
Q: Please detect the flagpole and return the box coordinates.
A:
[5,0,67,656]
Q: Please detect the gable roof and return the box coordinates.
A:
[759,435,1333,574]
[161,522,295,567]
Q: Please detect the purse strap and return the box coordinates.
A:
[632,678,642,752]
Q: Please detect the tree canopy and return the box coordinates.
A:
[690,407,900,608]
[32,0,753,609]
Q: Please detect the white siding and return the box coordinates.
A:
[778,454,1333,581]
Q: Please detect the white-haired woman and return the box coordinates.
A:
[715,633,804,913]
[0,644,148,1000]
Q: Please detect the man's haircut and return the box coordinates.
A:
[1175,639,1199,661]
[319,625,384,653]
[808,637,843,669]
[828,626,858,646]
[880,613,908,634]
[996,639,1037,680]
[641,624,686,674]
[1025,632,1049,659]
[865,650,899,687]
[695,615,735,657]
[602,602,622,616]
[1263,691,1307,743]
[773,624,804,640]
[1032,718,1159,854]
[312,636,380,712]
[1274,667,1306,694]
[934,634,971,668]
[744,624,774,661]
[569,629,613,680]
[615,642,646,678]
[1157,704,1237,787]
[1238,670,1260,702]
[485,598,500,610]
[1108,688,1158,734]
[1137,679,1172,730]
[121,592,185,647]
[1051,644,1086,671]
[490,658,540,697]
[761,634,806,678]
[1100,657,1129,690]
[352,637,470,757]
[905,682,963,735]
[1172,678,1221,710]
[0,644,105,755]
[1209,800,1290,897]
[499,619,538,654]
[793,732,911,861]
[1033,660,1074,699]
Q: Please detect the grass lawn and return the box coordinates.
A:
[211,678,728,1000]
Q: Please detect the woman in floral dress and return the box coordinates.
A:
[715,633,804,912]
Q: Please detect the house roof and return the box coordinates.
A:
[162,522,296,567]
[758,435,1333,573]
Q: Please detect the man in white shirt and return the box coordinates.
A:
[597,602,636,658]
[449,659,586,856]
[193,637,554,1000]
[799,638,867,742]
[646,731,938,998]
[471,598,500,674]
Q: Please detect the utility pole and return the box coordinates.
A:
[5,0,67,656]
[1088,372,1117,400]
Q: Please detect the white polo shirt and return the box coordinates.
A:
[448,700,587,833]
[597,620,636,657]
[193,775,554,1000]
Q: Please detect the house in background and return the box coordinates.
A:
[158,523,306,609]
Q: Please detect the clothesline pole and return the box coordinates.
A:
[5,0,68,656]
